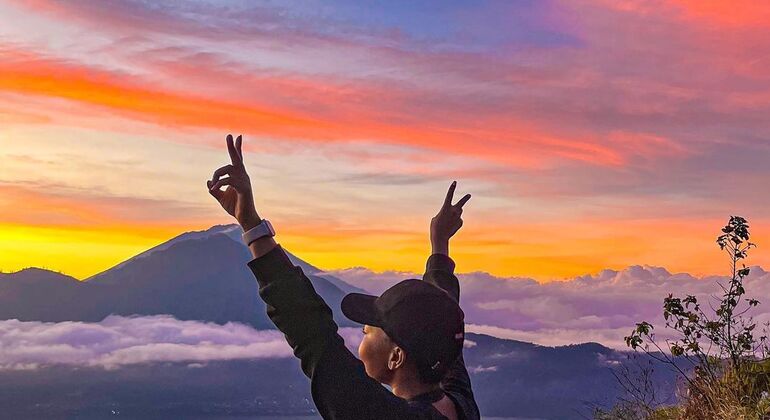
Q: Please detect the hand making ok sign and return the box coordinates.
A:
[206,134,261,231]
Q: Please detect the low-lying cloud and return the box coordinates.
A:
[326,265,770,349]
[0,315,364,370]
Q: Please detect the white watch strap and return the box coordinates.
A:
[241,220,275,246]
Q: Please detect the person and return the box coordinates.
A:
[207,134,480,420]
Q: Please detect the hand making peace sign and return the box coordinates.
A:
[206,134,261,231]
[431,181,471,249]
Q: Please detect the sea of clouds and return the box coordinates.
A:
[325,264,770,349]
[0,315,363,370]
[2,264,768,370]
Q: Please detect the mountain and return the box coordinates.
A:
[461,334,678,418]
[0,225,362,328]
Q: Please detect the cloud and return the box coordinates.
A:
[327,264,770,349]
[0,315,364,370]
[0,44,635,169]
[2,0,770,281]
[3,0,768,208]
[0,181,212,226]
[324,267,407,295]
[468,365,498,374]
[3,0,770,174]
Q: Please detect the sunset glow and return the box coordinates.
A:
[1,0,769,280]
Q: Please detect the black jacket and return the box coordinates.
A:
[248,245,480,419]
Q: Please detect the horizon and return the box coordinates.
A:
[4,222,770,284]
[4,222,768,352]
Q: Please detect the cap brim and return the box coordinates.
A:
[341,293,382,326]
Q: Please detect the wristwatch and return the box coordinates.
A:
[241,220,275,246]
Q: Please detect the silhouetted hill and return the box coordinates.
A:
[0,267,78,284]
[0,268,90,321]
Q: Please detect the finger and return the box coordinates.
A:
[211,164,233,182]
[235,135,243,159]
[454,193,471,208]
[207,180,223,199]
[226,134,241,166]
[209,177,236,192]
[443,181,457,208]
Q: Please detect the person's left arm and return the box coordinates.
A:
[423,181,480,420]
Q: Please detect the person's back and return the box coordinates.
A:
[206,134,480,419]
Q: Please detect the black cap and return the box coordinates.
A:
[341,279,465,375]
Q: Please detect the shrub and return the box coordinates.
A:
[610,216,769,419]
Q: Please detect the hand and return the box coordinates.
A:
[207,134,261,230]
[430,181,471,254]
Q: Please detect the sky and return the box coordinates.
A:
[1,0,769,280]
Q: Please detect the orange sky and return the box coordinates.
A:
[1,0,769,280]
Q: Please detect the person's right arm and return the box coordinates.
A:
[423,181,480,420]
[206,134,441,419]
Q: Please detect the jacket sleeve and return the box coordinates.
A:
[247,245,438,420]
[423,254,481,420]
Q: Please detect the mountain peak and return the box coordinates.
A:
[201,223,243,238]
[85,223,338,284]
[2,267,56,276]
[85,224,246,280]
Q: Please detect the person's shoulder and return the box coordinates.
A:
[405,396,452,419]
[432,394,458,420]
[443,390,480,420]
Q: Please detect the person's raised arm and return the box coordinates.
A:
[206,135,438,419]
[424,181,470,300]
[424,181,480,420]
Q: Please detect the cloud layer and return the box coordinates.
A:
[0,315,363,370]
[2,263,768,365]
[327,263,770,349]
